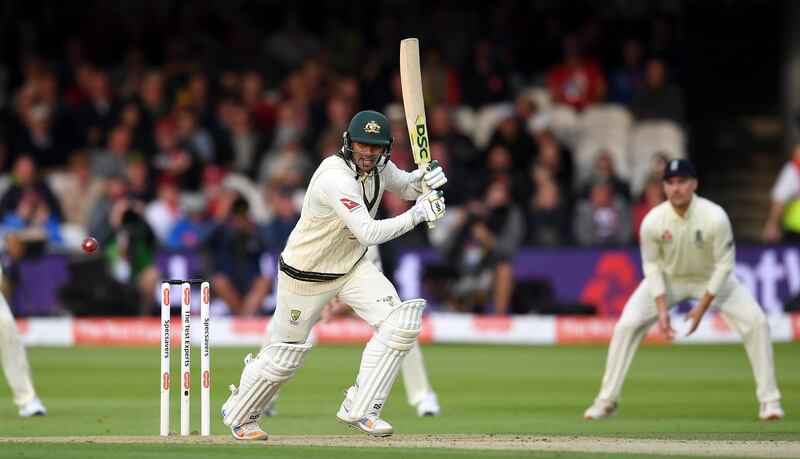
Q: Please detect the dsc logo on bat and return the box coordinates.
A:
[412,114,430,162]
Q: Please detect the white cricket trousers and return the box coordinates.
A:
[596,275,781,404]
[0,289,37,407]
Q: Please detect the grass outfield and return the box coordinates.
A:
[0,343,798,458]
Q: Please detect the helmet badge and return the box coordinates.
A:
[363,120,381,134]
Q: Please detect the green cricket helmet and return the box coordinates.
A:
[340,110,393,175]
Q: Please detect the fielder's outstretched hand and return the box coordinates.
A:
[411,160,448,190]
[657,311,676,340]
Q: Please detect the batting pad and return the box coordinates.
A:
[348,299,426,419]
[223,342,311,426]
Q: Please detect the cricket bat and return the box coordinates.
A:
[400,38,435,228]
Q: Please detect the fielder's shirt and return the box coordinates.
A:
[280,155,422,295]
[639,194,735,298]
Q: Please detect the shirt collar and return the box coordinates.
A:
[668,193,697,220]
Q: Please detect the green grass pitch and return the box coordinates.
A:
[0,343,797,458]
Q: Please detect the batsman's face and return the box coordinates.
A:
[351,141,387,174]
[663,176,697,209]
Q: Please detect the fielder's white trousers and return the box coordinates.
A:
[0,290,37,407]
[596,275,781,404]
[270,259,432,403]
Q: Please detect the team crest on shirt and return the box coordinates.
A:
[339,197,361,211]
[694,230,704,248]
[364,120,381,133]
[290,309,301,325]
[661,230,673,243]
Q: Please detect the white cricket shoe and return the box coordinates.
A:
[231,421,268,441]
[335,386,393,437]
[18,397,46,417]
[415,392,441,417]
[584,399,617,420]
[759,401,784,420]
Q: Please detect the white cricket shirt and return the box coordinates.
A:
[639,194,736,298]
[279,154,422,294]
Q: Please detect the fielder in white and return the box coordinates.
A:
[260,245,441,418]
[221,110,447,440]
[584,159,784,421]
[0,265,47,417]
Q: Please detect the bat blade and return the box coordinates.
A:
[400,37,436,228]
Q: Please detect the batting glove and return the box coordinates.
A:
[411,190,446,225]
[410,160,448,190]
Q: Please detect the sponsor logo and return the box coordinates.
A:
[290,309,301,326]
[339,198,360,211]
[412,115,430,162]
[202,285,209,305]
[661,230,673,243]
[162,372,170,390]
[377,295,396,307]
[183,372,190,390]
[183,287,190,305]
[203,370,210,389]
[364,120,381,133]
[373,403,383,410]
[694,230,704,248]
[162,288,170,306]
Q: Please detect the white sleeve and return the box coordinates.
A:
[318,170,417,246]
[382,161,423,201]
[770,164,800,203]
[639,213,666,298]
[706,210,735,296]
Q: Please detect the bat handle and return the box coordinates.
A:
[421,181,436,229]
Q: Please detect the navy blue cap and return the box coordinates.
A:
[662,159,697,180]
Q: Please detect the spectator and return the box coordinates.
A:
[441,175,525,314]
[215,103,268,179]
[763,143,800,243]
[144,175,183,244]
[175,108,215,164]
[166,194,211,249]
[259,185,300,250]
[91,125,134,178]
[573,176,632,247]
[486,111,538,173]
[206,196,272,316]
[547,34,606,110]
[461,40,510,108]
[528,161,569,247]
[240,71,277,135]
[105,202,161,315]
[632,175,666,241]
[125,154,154,203]
[0,156,63,222]
[87,175,129,245]
[151,117,200,190]
[72,68,119,147]
[631,57,686,126]
[421,44,461,106]
[51,150,106,228]
[579,151,630,202]
[257,137,312,187]
[608,38,645,106]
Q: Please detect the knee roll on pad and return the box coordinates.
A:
[223,342,311,426]
[348,299,426,419]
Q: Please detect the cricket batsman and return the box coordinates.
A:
[221,110,447,440]
[259,245,441,418]
[0,265,47,417]
[584,159,784,421]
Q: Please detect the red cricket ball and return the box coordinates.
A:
[82,237,98,253]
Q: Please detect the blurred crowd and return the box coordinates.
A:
[0,1,696,315]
